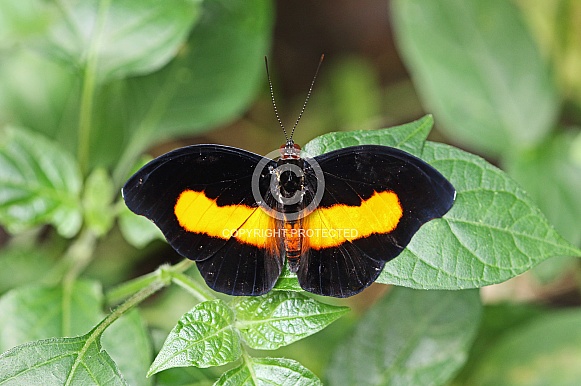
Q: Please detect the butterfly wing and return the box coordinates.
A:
[122,144,283,296]
[298,145,455,297]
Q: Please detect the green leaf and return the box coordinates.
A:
[125,0,274,140]
[215,357,322,386]
[40,0,201,83]
[505,131,581,248]
[118,203,164,248]
[0,245,54,294]
[464,309,581,385]
[148,300,241,375]
[102,310,153,386]
[0,127,82,237]
[272,265,302,292]
[327,288,481,386]
[233,291,349,350]
[391,0,559,155]
[0,280,102,352]
[378,142,581,289]
[0,1,50,46]
[303,114,433,157]
[452,303,546,385]
[0,335,127,386]
[0,279,152,384]
[83,168,115,236]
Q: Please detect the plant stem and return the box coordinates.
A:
[105,259,205,306]
[77,0,112,173]
[172,270,215,302]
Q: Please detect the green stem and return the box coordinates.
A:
[77,0,112,173]
[96,278,166,335]
[61,229,97,336]
[172,270,215,302]
[65,277,167,386]
[105,259,203,306]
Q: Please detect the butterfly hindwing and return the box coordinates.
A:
[122,144,283,295]
[298,145,456,297]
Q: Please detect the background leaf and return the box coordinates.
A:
[0,280,102,351]
[118,204,164,248]
[326,288,481,386]
[0,335,127,386]
[0,245,55,294]
[391,0,559,156]
[215,357,322,386]
[233,291,349,350]
[303,114,432,157]
[0,279,151,385]
[102,310,153,386]
[464,309,581,385]
[125,0,274,139]
[0,127,82,237]
[40,0,201,83]
[148,299,241,375]
[83,168,115,236]
[378,142,581,288]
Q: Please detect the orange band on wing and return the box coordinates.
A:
[174,190,272,247]
[305,190,403,249]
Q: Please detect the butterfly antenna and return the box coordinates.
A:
[265,56,289,143]
[289,54,324,142]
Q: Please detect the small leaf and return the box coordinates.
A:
[327,288,481,386]
[378,142,581,289]
[0,127,82,237]
[0,335,127,386]
[272,265,302,292]
[303,114,433,157]
[234,291,349,350]
[118,203,163,248]
[40,0,202,82]
[391,0,559,155]
[215,357,322,386]
[148,300,241,375]
[0,280,103,352]
[83,168,115,236]
[465,309,581,385]
[102,310,153,386]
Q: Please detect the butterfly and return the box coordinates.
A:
[122,56,455,297]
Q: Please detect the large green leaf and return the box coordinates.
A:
[40,0,201,83]
[326,288,481,386]
[148,300,241,375]
[378,142,581,288]
[0,127,82,237]
[215,357,322,386]
[125,0,274,139]
[303,114,432,157]
[464,309,581,385]
[0,281,102,352]
[102,310,153,386]
[0,280,152,385]
[233,291,348,350]
[506,131,581,247]
[90,0,274,171]
[0,335,127,386]
[0,245,54,294]
[391,0,559,156]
